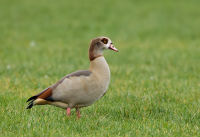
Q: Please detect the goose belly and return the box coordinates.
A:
[52,73,109,108]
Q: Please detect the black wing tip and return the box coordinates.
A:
[27,96,37,102]
[28,100,34,105]
[26,103,33,109]
[26,97,35,109]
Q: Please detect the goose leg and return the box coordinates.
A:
[66,107,71,117]
[76,108,81,118]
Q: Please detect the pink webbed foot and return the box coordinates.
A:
[66,107,71,117]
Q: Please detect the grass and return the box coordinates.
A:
[0,0,200,136]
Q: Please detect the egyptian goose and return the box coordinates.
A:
[26,37,118,118]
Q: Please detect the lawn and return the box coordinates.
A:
[0,0,200,136]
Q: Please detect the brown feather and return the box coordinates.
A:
[89,37,103,61]
[36,87,52,100]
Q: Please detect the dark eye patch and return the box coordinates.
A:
[101,38,108,44]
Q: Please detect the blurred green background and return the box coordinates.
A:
[0,0,200,136]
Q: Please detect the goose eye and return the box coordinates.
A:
[101,38,108,44]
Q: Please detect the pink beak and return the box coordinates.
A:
[109,44,118,52]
